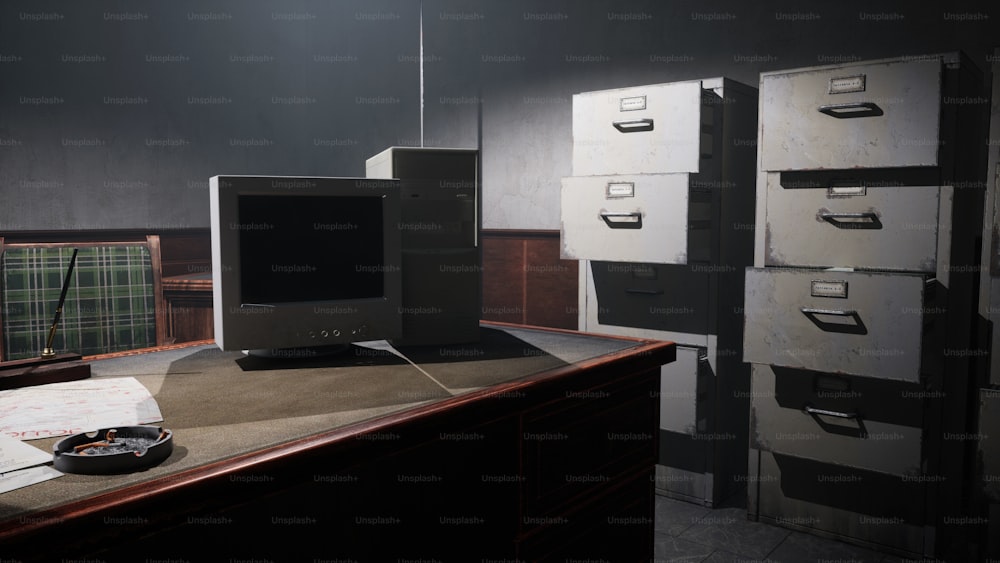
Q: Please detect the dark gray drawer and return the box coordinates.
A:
[591,261,712,335]
[982,388,1000,502]
[751,364,927,476]
[754,450,930,555]
[659,345,712,436]
[743,268,935,382]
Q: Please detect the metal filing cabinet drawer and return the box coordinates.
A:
[751,364,925,476]
[759,58,942,172]
[572,81,708,176]
[982,389,1000,502]
[764,175,942,271]
[743,268,932,383]
[590,261,711,335]
[755,450,929,554]
[660,345,711,436]
[560,174,711,264]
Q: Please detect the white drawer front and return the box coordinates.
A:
[572,81,705,176]
[764,173,941,272]
[561,174,703,264]
[743,268,930,382]
[760,57,942,172]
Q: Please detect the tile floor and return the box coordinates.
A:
[653,493,905,563]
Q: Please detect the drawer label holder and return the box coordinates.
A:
[606,182,635,198]
[811,280,848,299]
[828,74,866,95]
[619,95,647,112]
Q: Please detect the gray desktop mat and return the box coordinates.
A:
[395,326,638,389]
[0,327,646,519]
[158,345,450,429]
[0,347,444,519]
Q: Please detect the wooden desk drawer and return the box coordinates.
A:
[522,375,656,522]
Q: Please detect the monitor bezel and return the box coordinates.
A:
[210,175,402,352]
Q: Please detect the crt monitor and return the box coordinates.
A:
[210,175,402,355]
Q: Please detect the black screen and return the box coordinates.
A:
[237,195,385,304]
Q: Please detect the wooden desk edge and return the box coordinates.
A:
[1,325,675,543]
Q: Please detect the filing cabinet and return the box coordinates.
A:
[562,77,758,507]
[745,53,987,559]
[977,47,1000,560]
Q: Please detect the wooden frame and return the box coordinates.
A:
[0,235,165,360]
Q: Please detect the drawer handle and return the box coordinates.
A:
[625,288,664,296]
[819,212,882,230]
[804,404,868,438]
[800,307,868,335]
[600,211,643,229]
[804,405,858,420]
[612,118,654,133]
[817,102,884,119]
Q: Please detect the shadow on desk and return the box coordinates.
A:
[156,327,568,430]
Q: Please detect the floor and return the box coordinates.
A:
[653,493,909,563]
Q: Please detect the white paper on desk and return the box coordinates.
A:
[0,377,163,441]
[0,434,53,473]
[0,465,62,494]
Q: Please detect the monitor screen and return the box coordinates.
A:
[237,195,384,304]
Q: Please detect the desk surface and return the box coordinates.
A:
[0,322,674,540]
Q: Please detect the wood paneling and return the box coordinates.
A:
[482,230,578,330]
[159,230,212,278]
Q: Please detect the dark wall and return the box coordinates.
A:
[0,0,420,230]
[423,0,1000,229]
[2,0,999,231]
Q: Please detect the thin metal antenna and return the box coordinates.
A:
[419,0,424,147]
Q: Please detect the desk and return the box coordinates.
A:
[0,322,674,561]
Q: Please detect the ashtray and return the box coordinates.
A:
[53,426,173,474]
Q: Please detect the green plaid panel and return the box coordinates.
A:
[1,246,156,360]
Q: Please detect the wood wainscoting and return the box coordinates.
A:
[0,229,579,350]
[481,229,579,330]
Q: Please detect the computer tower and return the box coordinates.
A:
[366,147,481,346]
